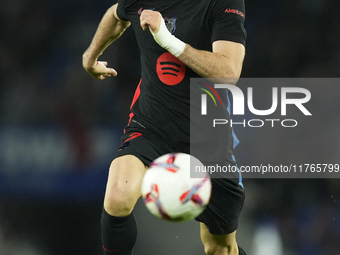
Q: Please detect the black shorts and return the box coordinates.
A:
[113,118,245,235]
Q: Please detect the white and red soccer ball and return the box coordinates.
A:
[142,153,211,222]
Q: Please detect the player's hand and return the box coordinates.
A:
[83,60,117,80]
[139,10,186,58]
[140,10,162,33]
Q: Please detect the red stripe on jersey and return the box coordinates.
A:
[102,245,119,252]
[124,132,142,143]
[124,79,141,133]
[124,112,135,133]
[127,112,135,127]
[130,79,142,110]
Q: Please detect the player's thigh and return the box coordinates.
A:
[200,223,238,255]
[104,155,148,214]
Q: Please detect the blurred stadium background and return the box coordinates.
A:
[0,0,339,254]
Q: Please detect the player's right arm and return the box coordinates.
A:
[83,4,130,80]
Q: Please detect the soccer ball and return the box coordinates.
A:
[142,153,211,222]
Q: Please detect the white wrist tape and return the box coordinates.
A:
[150,18,186,57]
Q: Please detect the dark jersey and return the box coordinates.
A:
[116,0,246,151]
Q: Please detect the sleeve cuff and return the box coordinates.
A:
[212,32,246,46]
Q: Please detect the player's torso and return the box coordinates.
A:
[123,0,213,85]
[119,0,220,144]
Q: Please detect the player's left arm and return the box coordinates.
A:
[140,10,245,82]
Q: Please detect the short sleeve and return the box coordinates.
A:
[116,0,129,21]
[211,0,247,45]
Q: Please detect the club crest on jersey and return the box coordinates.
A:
[164,17,177,34]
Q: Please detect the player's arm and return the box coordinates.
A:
[83,4,131,80]
[179,41,244,84]
[140,10,245,84]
